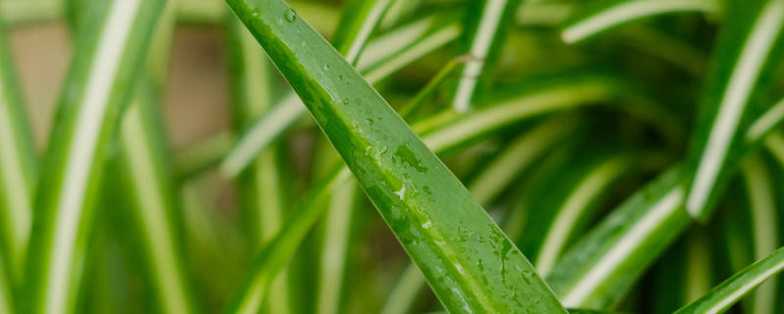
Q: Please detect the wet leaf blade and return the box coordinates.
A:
[225,0,567,313]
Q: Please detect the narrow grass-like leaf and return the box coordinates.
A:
[547,166,690,308]
[174,131,232,180]
[418,74,638,153]
[225,70,671,314]
[220,0,396,179]
[118,87,197,314]
[0,254,12,314]
[561,0,721,44]
[332,0,396,65]
[315,180,357,314]
[358,14,462,82]
[685,0,784,220]
[516,2,574,27]
[467,116,576,203]
[24,1,164,313]
[313,3,398,313]
[381,117,578,314]
[225,0,568,312]
[452,0,520,112]
[0,14,36,281]
[63,1,195,313]
[380,0,420,29]
[226,10,292,314]
[397,57,466,119]
[746,97,784,142]
[684,230,714,303]
[765,130,784,166]
[382,121,580,314]
[740,153,779,314]
[545,99,784,309]
[675,246,784,314]
[521,153,632,276]
[221,13,462,177]
[125,9,198,314]
[616,26,709,76]
[718,198,756,313]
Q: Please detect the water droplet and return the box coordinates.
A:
[395,185,406,200]
[421,220,432,229]
[284,9,297,22]
[342,98,349,105]
[455,263,465,274]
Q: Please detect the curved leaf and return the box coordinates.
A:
[225,0,568,312]
[0,13,37,282]
[562,0,720,44]
[452,0,520,112]
[223,69,673,314]
[381,117,578,314]
[226,8,292,314]
[521,152,632,276]
[221,13,462,177]
[685,0,784,220]
[739,153,780,314]
[545,96,784,308]
[675,246,784,314]
[24,1,165,313]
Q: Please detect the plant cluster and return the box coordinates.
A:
[1,0,784,313]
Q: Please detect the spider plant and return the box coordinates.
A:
[220,10,463,177]
[6,0,784,313]
[684,0,784,220]
[451,0,519,112]
[24,1,165,313]
[226,9,291,314]
[0,13,36,284]
[225,0,568,312]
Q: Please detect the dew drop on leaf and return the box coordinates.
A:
[284,9,296,22]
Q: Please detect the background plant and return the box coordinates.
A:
[2,0,784,313]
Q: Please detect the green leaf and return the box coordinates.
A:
[0,254,13,314]
[223,69,668,314]
[332,0,397,65]
[547,166,691,309]
[118,85,198,314]
[675,246,784,314]
[452,0,520,112]
[64,2,196,313]
[739,153,780,314]
[467,116,577,205]
[312,3,398,313]
[226,10,291,314]
[221,12,463,177]
[561,0,721,44]
[0,13,37,282]
[174,131,232,180]
[224,0,568,312]
[765,130,784,165]
[23,1,165,313]
[381,117,578,314]
[544,96,784,308]
[519,151,632,276]
[685,0,784,220]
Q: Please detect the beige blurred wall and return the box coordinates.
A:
[9,22,230,152]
